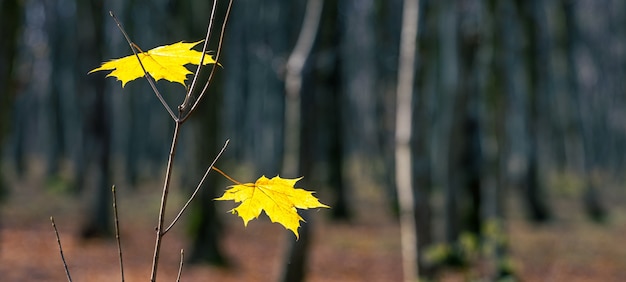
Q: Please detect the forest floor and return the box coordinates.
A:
[1,167,626,281]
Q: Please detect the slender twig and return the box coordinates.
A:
[182,0,220,110]
[112,185,125,282]
[180,0,233,123]
[150,120,182,282]
[176,249,184,282]
[109,11,178,121]
[164,139,229,235]
[50,217,73,282]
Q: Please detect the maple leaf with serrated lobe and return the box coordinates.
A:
[89,41,217,87]
[215,175,329,239]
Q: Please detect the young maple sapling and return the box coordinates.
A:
[52,0,329,281]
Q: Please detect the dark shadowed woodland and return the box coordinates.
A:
[2,0,626,281]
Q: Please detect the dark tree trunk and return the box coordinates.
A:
[168,0,229,266]
[339,0,379,159]
[516,0,551,222]
[221,0,291,175]
[328,101,349,220]
[187,52,229,267]
[0,0,22,199]
[412,0,434,277]
[483,0,516,278]
[438,0,461,247]
[281,1,324,281]
[77,0,112,239]
[187,96,229,265]
[456,0,483,238]
[315,1,350,220]
[373,0,402,215]
[561,0,607,222]
[44,0,80,186]
[447,93,482,242]
[440,0,484,267]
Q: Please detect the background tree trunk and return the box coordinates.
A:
[339,0,380,162]
[437,0,461,248]
[77,0,113,239]
[221,0,292,175]
[483,0,516,278]
[313,0,351,220]
[281,1,323,281]
[516,0,552,222]
[561,0,607,222]
[159,0,231,265]
[394,0,421,279]
[412,0,435,278]
[0,0,22,199]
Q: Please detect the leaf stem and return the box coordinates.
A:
[131,42,145,53]
[211,166,242,185]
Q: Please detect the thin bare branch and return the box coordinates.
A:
[112,185,125,282]
[109,11,178,121]
[150,120,182,282]
[50,217,73,282]
[182,0,220,110]
[164,139,229,235]
[176,249,184,282]
[180,0,233,123]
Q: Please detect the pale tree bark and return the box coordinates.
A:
[395,0,420,280]
[281,0,324,281]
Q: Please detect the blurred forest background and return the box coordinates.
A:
[2,0,626,281]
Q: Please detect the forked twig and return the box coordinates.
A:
[164,139,229,235]
[109,11,178,121]
[107,2,232,281]
[182,0,220,110]
[180,0,233,123]
[50,217,73,282]
[176,249,185,282]
[112,185,125,282]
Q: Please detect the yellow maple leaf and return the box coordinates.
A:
[215,175,329,239]
[89,41,217,87]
